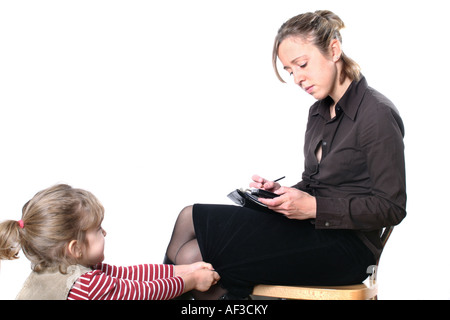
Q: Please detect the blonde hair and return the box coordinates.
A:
[0,184,104,273]
[272,10,361,83]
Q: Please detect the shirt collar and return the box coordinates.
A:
[311,75,368,121]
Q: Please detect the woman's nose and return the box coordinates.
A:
[292,69,305,86]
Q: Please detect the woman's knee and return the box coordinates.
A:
[176,205,195,233]
[179,205,193,221]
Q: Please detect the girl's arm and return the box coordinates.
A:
[94,263,174,281]
[68,269,184,300]
[68,262,219,300]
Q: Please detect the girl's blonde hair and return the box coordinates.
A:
[272,10,361,84]
[0,184,104,273]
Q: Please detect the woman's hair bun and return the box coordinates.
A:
[314,10,345,31]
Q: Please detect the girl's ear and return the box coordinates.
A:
[67,240,82,259]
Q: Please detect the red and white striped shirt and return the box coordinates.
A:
[67,263,184,300]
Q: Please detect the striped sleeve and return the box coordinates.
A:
[96,263,174,281]
[67,264,185,300]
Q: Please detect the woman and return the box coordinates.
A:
[164,10,406,299]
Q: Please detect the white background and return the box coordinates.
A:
[0,0,448,300]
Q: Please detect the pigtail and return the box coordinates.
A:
[0,220,22,261]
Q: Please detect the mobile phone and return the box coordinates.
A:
[250,189,280,199]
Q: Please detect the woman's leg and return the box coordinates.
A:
[164,205,227,299]
[165,205,200,264]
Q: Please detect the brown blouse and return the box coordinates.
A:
[294,76,407,259]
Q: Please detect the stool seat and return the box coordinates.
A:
[252,282,377,300]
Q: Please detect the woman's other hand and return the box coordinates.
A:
[258,186,317,220]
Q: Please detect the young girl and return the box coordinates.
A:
[0,184,220,300]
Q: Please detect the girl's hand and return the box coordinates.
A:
[258,186,317,220]
[174,261,220,293]
[249,174,282,192]
[180,267,220,293]
[187,269,221,292]
[174,261,214,277]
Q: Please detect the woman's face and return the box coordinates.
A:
[278,36,339,101]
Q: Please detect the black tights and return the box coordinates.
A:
[164,205,226,299]
[165,206,200,265]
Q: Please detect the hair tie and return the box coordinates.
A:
[17,220,24,229]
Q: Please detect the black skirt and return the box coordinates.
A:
[193,204,375,297]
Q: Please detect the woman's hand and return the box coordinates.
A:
[258,186,317,220]
[250,174,282,192]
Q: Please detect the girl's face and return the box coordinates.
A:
[277,36,340,101]
[80,225,107,266]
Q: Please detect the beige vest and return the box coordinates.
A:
[16,264,92,300]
